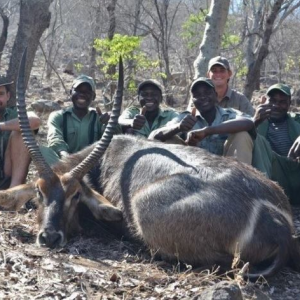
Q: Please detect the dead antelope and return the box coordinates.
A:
[1,50,300,279]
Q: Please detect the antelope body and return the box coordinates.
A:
[0,51,300,279]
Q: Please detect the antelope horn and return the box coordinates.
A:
[68,57,124,179]
[17,48,54,179]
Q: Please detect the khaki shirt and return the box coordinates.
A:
[219,87,254,116]
[120,106,179,138]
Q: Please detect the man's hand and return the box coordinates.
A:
[288,136,300,162]
[60,151,69,158]
[253,95,272,127]
[179,114,197,132]
[185,128,207,146]
[253,104,272,126]
[96,107,110,125]
[132,114,146,130]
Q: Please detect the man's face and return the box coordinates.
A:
[192,84,217,113]
[207,64,232,88]
[71,83,95,110]
[266,90,291,120]
[138,85,162,112]
[0,86,10,110]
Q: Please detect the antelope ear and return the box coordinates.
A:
[0,183,36,211]
[81,189,123,222]
[96,204,123,221]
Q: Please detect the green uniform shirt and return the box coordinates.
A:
[47,107,105,155]
[168,106,245,155]
[0,107,18,159]
[252,113,300,204]
[120,106,179,138]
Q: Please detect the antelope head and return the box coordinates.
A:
[0,50,124,248]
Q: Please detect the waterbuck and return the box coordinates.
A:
[0,50,300,279]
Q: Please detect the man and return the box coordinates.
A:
[189,56,254,116]
[118,79,179,138]
[42,75,110,165]
[0,76,41,189]
[252,83,300,204]
[150,78,254,164]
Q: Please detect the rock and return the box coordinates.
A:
[31,99,61,113]
[63,60,75,75]
[194,281,243,300]
[42,86,53,93]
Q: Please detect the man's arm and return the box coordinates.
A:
[186,117,254,145]
[149,114,197,142]
[118,107,146,130]
[0,111,41,131]
[47,111,69,157]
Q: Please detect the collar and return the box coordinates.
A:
[223,86,232,100]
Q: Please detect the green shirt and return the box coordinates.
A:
[252,113,300,205]
[0,107,18,159]
[120,106,179,138]
[168,106,245,155]
[47,107,105,155]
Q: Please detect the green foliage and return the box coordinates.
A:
[94,34,159,83]
[221,34,240,49]
[181,10,207,49]
[74,62,83,72]
[285,55,298,71]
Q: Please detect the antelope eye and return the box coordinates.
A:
[72,192,81,202]
[35,188,43,202]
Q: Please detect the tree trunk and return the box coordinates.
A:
[7,0,53,105]
[125,0,142,88]
[89,3,102,79]
[193,0,230,78]
[0,7,9,66]
[106,0,117,77]
[243,0,284,100]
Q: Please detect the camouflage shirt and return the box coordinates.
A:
[167,106,247,155]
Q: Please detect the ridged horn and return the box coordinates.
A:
[68,57,124,179]
[17,48,54,179]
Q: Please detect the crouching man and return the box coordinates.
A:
[252,83,300,205]
[150,77,255,164]
[0,76,41,189]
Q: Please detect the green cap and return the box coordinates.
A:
[72,75,96,93]
[267,83,291,96]
[138,79,163,94]
[0,76,13,87]
[208,56,230,71]
[190,77,215,93]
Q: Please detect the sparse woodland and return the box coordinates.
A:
[1,0,300,299]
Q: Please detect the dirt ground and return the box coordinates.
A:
[1,69,300,299]
[1,207,300,299]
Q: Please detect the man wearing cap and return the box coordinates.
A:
[0,76,41,189]
[42,74,110,164]
[150,77,254,164]
[252,83,300,204]
[118,79,179,138]
[189,56,254,116]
